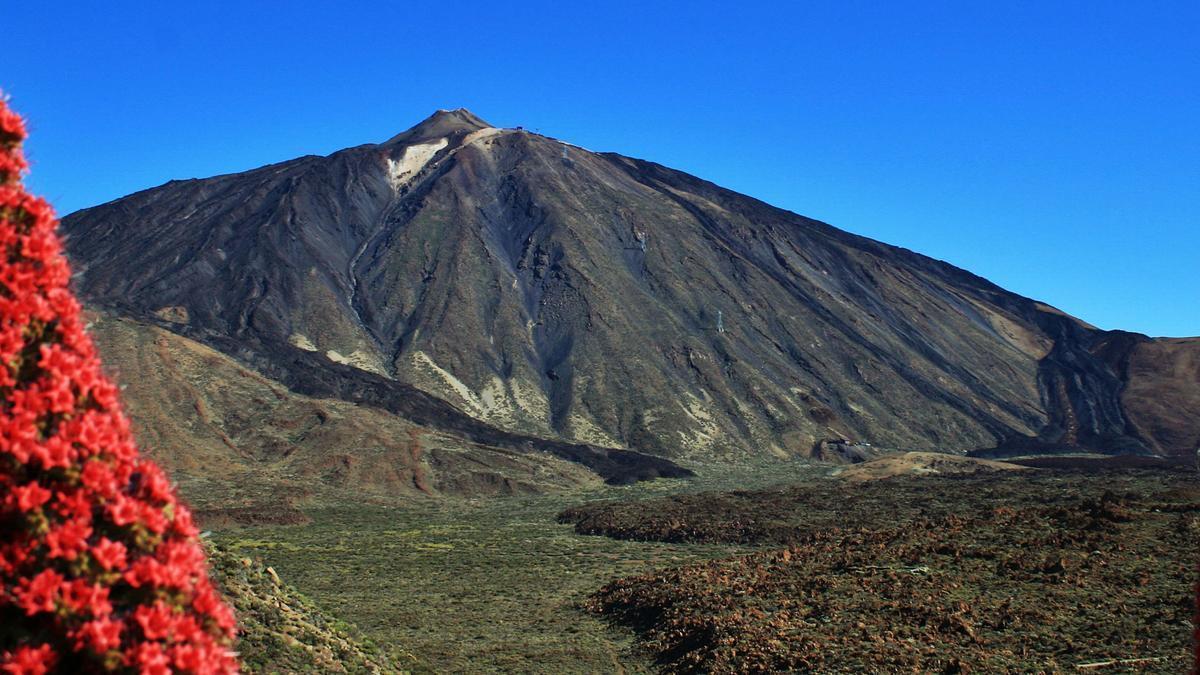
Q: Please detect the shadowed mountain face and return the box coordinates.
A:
[63,109,1199,464]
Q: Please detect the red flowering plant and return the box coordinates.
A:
[0,98,237,673]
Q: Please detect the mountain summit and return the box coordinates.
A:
[62,112,1198,470]
[384,108,492,145]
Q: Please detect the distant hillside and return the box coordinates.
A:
[64,109,1198,476]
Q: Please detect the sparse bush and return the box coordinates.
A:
[0,98,237,673]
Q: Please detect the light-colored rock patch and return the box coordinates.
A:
[965,297,1053,359]
[567,414,623,447]
[387,138,449,191]
[409,352,552,432]
[289,334,318,351]
[326,349,387,376]
[462,127,503,146]
[673,394,723,452]
[508,378,551,424]
[477,376,524,425]
[836,452,1028,482]
[153,306,190,324]
[411,351,481,412]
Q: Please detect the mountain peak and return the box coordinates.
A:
[385,108,492,145]
[60,110,1200,466]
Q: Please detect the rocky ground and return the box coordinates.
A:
[561,462,1198,673]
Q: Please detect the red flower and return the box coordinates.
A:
[134,602,176,641]
[0,152,27,181]
[52,488,92,521]
[74,618,122,653]
[171,641,227,674]
[0,644,55,675]
[193,584,237,632]
[137,461,174,503]
[90,537,127,571]
[43,517,92,561]
[0,411,39,463]
[105,494,140,527]
[60,579,112,618]
[0,543,30,577]
[15,569,62,616]
[0,97,238,672]
[138,501,168,535]
[172,643,204,672]
[124,557,166,590]
[126,642,171,675]
[170,502,197,536]
[0,105,26,141]
[79,456,119,495]
[29,436,73,470]
[8,483,50,512]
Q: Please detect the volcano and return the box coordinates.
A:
[62,109,1199,486]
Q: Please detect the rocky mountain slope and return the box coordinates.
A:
[62,109,1198,465]
[87,312,623,510]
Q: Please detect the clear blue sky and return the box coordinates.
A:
[5,2,1197,336]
